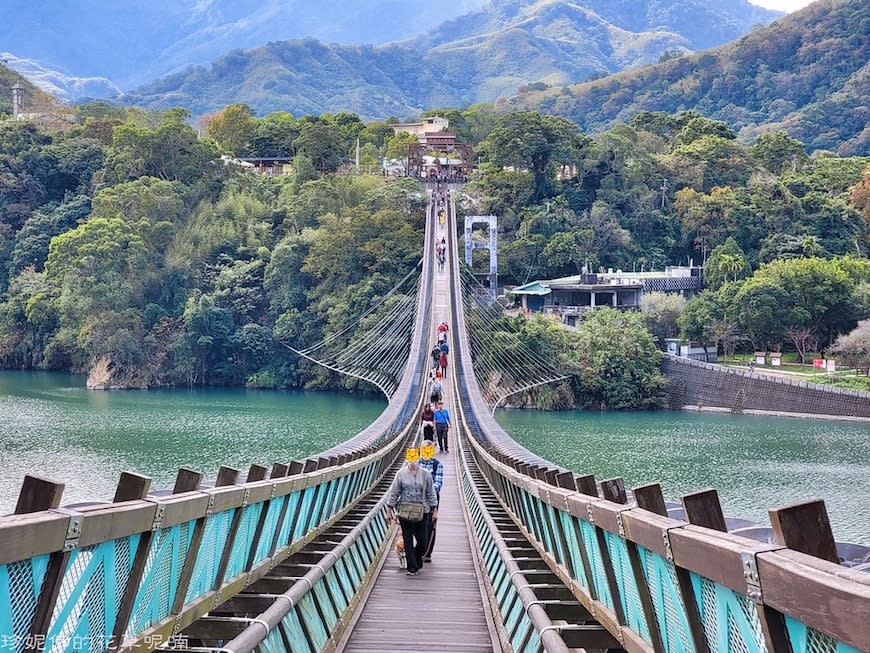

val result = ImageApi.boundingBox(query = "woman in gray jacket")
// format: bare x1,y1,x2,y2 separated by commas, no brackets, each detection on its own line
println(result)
385,447,438,576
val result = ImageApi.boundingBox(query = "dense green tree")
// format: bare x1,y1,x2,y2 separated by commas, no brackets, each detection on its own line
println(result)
106,108,220,184
45,217,149,325
571,309,666,409
207,103,257,155
751,131,808,174
641,291,686,347
484,111,586,200
293,122,345,174
10,195,92,275
251,111,299,157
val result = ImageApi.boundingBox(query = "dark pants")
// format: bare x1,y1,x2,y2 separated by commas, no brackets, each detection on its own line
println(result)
400,513,431,573
424,492,440,558
436,424,448,451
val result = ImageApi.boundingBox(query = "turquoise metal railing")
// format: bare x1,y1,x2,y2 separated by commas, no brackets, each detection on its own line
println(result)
0,445,402,653
447,197,869,653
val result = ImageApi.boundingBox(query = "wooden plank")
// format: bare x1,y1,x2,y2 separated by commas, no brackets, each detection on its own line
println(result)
632,483,667,517
270,463,289,478
113,472,151,503
668,525,749,591
25,551,70,653
216,466,240,487
681,488,727,532
768,499,838,563
173,468,202,494
575,473,598,497
757,550,870,652
15,476,64,514
247,464,269,482
340,450,496,652
76,502,156,547
0,512,73,564
600,477,627,505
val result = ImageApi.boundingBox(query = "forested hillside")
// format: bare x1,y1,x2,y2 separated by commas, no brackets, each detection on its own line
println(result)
0,105,426,391
510,0,870,155
2,96,869,403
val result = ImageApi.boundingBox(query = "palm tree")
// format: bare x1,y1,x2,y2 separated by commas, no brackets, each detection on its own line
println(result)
718,253,745,282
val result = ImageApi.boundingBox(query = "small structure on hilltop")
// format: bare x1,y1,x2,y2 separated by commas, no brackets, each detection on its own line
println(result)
390,116,472,181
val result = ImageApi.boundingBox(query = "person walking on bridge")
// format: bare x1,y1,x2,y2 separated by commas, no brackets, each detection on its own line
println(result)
419,440,443,562
386,447,438,576
433,401,451,453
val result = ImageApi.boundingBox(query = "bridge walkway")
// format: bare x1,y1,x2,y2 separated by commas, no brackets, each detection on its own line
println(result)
337,191,497,652
337,445,496,652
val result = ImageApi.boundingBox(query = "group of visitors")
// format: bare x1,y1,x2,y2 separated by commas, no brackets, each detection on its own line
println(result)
435,236,447,270
430,321,449,378
385,320,453,576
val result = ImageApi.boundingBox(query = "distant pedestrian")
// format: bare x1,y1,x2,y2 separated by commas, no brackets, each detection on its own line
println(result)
439,351,448,378
386,447,438,576
433,400,450,453
439,341,449,355
421,402,435,439
429,374,442,404
431,345,442,371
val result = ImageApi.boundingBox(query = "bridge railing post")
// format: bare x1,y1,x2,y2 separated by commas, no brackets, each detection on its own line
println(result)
18,476,67,653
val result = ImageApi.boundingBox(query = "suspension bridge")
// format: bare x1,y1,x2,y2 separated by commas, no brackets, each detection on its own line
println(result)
1,186,868,653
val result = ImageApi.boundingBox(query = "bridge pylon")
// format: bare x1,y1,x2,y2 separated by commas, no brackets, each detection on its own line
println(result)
464,214,498,304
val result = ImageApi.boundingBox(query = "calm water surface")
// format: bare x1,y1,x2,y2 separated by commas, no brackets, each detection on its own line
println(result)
0,371,386,512
496,410,870,545
3,372,868,545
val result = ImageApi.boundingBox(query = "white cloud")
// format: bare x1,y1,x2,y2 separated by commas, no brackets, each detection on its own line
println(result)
749,0,814,11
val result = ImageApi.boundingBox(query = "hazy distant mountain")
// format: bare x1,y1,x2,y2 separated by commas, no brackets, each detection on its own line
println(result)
509,0,870,154
118,0,781,119
0,0,489,95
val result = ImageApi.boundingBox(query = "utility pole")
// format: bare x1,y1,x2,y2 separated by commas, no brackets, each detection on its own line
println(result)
660,177,668,208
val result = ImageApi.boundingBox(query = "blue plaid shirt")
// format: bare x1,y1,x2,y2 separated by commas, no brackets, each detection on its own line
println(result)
420,458,443,495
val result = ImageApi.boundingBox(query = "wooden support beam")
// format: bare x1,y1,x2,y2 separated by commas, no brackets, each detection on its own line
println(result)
559,624,621,649
303,459,318,473
574,474,598,497
270,463,288,478
288,460,305,475
113,472,151,503
600,477,627,505
555,471,576,490
633,483,668,516
247,464,268,483
216,466,240,487
15,476,64,514
681,488,727,532
173,467,202,494
769,499,838,563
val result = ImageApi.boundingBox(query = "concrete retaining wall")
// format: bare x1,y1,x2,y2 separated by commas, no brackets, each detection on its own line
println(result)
662,354,870,420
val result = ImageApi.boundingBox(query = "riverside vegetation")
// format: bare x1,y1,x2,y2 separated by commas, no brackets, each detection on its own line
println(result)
1,95,869,407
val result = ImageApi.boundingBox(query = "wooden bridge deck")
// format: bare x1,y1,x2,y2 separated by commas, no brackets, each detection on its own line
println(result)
337,447,497,652
338,198,496,652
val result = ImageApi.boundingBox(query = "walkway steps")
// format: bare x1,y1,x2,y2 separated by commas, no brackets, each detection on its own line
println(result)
338,449,496,652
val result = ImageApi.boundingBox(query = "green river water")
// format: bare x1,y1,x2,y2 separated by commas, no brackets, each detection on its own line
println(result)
1,371,868,544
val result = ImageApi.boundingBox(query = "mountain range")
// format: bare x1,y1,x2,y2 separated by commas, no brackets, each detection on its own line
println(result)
509,0,870,154
3,0,780,117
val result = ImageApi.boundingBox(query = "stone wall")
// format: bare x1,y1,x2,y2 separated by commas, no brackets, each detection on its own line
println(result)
662,354,870,419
